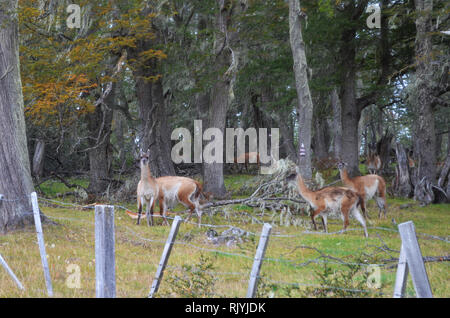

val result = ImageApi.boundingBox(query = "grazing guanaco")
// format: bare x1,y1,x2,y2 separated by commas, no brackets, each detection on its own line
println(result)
137,149,159,226
337,162,387,219
234,152,260,173
286,172,368,238
155,176,206,227
366,152,382,175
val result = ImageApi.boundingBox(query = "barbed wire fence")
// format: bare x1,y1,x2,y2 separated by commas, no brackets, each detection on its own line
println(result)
0,192,449,298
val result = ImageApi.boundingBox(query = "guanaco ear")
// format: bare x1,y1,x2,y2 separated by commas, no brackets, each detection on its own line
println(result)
146,149,150,156
139,149,144,157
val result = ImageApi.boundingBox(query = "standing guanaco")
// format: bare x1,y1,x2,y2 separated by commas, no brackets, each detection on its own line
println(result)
137,149,159,226
337,162,387,219
286,172,368,238
155,176,205,227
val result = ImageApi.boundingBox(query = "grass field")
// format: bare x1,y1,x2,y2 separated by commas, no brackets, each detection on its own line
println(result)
0,174,448,298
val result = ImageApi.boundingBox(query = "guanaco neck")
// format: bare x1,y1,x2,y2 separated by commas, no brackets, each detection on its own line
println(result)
339,168,353,186
140,162,154,183
296,174,314,200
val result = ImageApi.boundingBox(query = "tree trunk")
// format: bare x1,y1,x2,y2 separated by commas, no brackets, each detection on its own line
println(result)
394,143,413,198
339,26,361,177
437,153,450,196
330,88,342,160
130,49,175,177
151,79,175,177
312,111,330,162
377,132,393,173
288,0,313,179
32,139,46,180
0,0,35,232
86,85,114,195
278,118,297,161
113,110,126,173
413,0,436,183
202,0,234,198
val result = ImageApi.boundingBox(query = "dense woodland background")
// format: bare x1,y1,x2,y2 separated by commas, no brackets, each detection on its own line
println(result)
0,0,449,233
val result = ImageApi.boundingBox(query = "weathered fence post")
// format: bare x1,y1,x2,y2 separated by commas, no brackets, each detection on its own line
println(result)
246,223,272,298
393,245,408,298
0,253,25,291
393,221,433,298
31,192,53,297
148,216,182,298
95,205,116,298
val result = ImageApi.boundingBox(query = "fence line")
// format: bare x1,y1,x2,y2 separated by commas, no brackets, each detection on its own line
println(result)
1,192,449,298
21,196,450,273
33,208,450,272
31,195,450,243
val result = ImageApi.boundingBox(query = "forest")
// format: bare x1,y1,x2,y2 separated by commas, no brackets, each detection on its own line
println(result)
0,0,448,298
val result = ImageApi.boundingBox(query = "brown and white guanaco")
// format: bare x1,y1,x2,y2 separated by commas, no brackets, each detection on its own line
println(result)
155,176,206,227
137,150,207,226
286,172,368,238
337,162,387,220
137,149,159,226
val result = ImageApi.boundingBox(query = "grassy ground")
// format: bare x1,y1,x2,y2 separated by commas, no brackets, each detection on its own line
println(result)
0,174,448,298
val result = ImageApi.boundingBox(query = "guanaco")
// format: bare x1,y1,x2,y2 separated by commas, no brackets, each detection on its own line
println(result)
136,149,159,226
155,176,206,227
366,152,382,175
337,162,387,219
286,172,368,238
234,152,260,173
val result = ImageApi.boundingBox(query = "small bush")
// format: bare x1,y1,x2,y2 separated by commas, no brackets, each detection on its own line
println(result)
161,254,219,298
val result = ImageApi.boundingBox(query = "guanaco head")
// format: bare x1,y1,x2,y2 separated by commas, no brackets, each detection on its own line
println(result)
286,165,303,184
139,149,150,167
337,161,347,171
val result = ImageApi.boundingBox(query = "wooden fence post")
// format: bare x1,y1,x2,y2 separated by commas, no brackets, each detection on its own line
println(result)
393,245,408,298
95,205,116,298
0,253,25,291
246,223,272,298
148,216,182,298
31,192,53,297
395,221,433,298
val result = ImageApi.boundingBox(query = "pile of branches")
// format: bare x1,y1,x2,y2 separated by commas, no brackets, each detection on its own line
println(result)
202,159,313,227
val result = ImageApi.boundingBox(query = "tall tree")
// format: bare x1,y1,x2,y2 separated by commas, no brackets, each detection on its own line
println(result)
288,0,313,179
125,4,175,177
0,0,35,232
337,1,369,176
203,0,236,197
413,0,436,182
